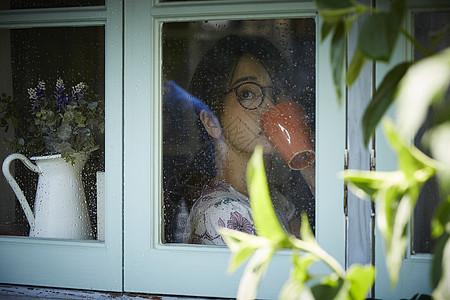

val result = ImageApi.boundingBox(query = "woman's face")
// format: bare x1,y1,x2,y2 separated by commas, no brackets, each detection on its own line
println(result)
220,53,277,155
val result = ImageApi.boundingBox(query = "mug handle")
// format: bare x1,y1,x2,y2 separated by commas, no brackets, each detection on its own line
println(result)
2,153,41,229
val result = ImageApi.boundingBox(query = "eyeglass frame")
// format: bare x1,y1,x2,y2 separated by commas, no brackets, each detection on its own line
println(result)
224,82,281,110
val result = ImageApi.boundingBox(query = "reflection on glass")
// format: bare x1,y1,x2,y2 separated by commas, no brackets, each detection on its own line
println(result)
0,0,104,10
0,26,105,240
412,11,450,254
162,19,316,244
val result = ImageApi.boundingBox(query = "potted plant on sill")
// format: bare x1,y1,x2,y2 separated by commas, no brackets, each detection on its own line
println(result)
0,78,104,239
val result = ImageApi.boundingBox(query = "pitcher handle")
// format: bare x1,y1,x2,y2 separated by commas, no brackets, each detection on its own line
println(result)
2,153,41,229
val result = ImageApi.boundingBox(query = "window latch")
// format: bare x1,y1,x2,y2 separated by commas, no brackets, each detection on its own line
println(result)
343,149,349,217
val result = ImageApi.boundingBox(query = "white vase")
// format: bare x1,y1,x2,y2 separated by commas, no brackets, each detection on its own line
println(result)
2,152,93,239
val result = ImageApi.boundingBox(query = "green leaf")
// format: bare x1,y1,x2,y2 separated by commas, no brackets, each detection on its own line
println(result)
291,253,317,283
346,47,367,86
220,227,270,273
396,47,450,138
373,120,437,287
300,213,316,244
432,232,450,300
430,23,450,53
344,120,438,288
430,100,450,128
384,193,415,287
425,122,450,196
431,196,450,239
357,0,404,61
316,0,361,23
63,110,74,122
236,247,275,300
321,22,335,42
74,113,87,127
383,119,437,182
88,101,98,110
311,276,346,300
346,264,376,300
362,62,411,146
341,169,400,199
377,183,404,237
330,20,346,104
57,122,73,141
247,145,288,244
279,253,318,300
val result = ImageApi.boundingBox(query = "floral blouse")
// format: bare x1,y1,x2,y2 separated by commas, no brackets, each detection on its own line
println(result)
185,178,297,245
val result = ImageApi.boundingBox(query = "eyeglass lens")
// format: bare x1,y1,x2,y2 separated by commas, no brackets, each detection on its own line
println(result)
235,83,264,110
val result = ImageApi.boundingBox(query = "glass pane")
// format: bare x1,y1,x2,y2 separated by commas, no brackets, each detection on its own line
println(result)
162,19,316,244
0,0,104,10
0,26,105,240
412,11,450,254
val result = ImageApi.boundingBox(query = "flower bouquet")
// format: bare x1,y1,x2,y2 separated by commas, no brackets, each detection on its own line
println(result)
0,78,104,163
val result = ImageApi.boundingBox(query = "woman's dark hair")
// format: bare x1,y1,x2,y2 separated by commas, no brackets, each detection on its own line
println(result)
189,34,294,120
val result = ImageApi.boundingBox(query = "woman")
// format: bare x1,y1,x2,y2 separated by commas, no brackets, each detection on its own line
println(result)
185,35,314,245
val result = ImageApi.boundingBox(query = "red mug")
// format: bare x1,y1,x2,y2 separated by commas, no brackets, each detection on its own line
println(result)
260,101,315,170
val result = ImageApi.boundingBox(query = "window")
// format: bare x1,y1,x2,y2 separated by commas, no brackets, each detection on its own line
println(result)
1,0,446,299
412,10,450,254
124,1,345,298
161,19,316,245
374,3,450,299
0,0,122,290
0,25,105,240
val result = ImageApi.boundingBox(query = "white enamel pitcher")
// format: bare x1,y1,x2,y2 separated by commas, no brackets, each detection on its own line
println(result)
2,152,93,239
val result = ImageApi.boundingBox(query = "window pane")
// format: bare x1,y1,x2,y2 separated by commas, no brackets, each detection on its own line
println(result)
162,19,316,244
412,11,450,254
0,26,105,240
0,0,104,10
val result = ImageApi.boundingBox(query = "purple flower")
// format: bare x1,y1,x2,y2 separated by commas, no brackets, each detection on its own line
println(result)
227,211,253,234
36,88,45,101
56,94,70,111
54,78,72,111
28,81,46,113
218,218,225,228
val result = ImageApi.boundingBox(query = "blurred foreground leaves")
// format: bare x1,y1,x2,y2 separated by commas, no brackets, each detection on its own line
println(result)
220,146,375,300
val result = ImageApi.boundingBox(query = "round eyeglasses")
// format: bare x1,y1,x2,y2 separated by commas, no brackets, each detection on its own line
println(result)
225,82,280,110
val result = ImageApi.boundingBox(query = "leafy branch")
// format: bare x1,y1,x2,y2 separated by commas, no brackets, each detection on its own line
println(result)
220,146,375,300
317,0,450,298
220,1,449,299
318,0,450,145
342,49,450,298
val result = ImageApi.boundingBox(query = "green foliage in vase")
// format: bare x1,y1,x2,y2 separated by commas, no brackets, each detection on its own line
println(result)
220,146,375,300
0,78,104,163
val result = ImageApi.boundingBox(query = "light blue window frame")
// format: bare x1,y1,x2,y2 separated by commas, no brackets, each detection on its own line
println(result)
0,1,123,291
0,0,445,297
123,0,345,298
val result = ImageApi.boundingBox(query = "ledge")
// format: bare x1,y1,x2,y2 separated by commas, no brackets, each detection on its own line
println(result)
0,284,222,299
